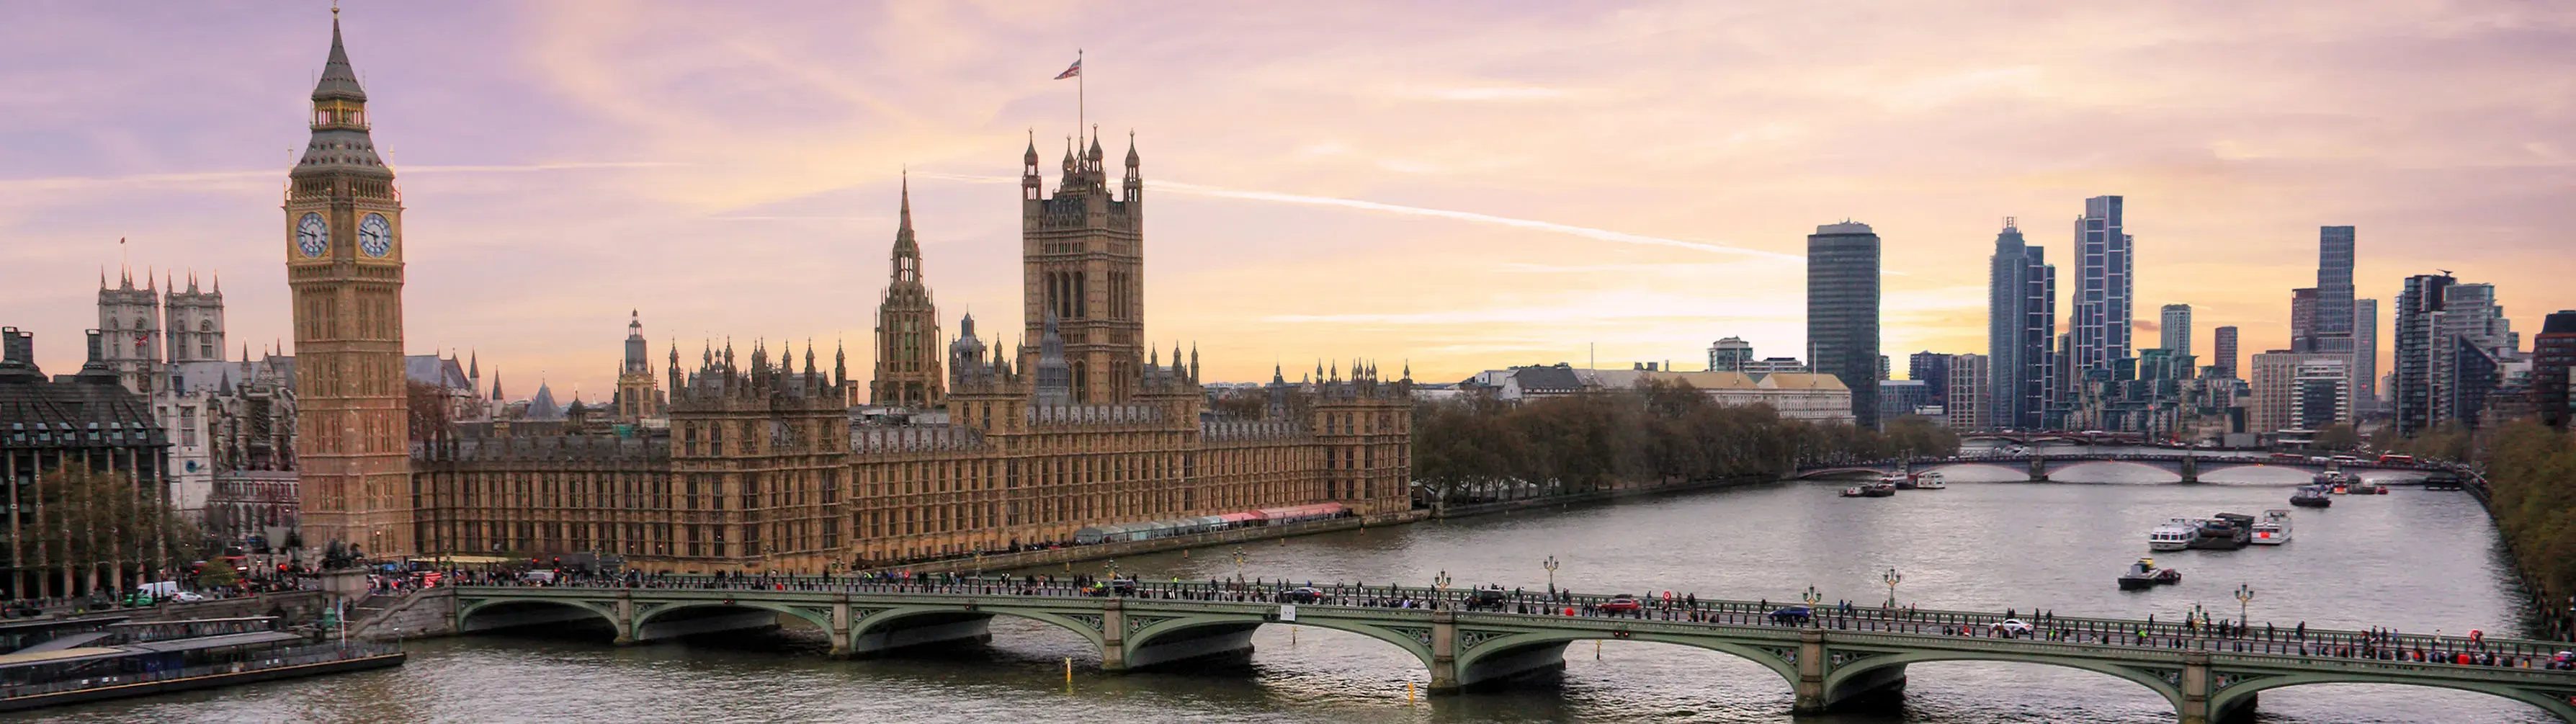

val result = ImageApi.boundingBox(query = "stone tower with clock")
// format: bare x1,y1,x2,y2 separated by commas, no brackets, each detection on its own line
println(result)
285,12,413,557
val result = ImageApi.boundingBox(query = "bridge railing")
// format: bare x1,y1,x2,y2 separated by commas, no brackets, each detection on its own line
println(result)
451,576,2575,671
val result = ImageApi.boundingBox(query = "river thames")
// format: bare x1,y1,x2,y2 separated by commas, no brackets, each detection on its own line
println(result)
20,462,2549,723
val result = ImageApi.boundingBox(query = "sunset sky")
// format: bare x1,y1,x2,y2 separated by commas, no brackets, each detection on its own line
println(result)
4,2,2572,399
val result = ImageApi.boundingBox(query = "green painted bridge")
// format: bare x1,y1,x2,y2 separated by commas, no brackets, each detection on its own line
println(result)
449,581,2576,723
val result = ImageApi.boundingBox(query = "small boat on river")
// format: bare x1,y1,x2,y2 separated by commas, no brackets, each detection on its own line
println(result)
2191,514,2251,550
1913,473,1947,489
2148,519,2201,551
2250,509,2291,545
2119,558,2183,590
1841,486,1866,498
1861,483,1897,497
2291,486,2334,508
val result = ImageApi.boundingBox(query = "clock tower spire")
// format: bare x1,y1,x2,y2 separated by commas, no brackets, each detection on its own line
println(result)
285,9,413,557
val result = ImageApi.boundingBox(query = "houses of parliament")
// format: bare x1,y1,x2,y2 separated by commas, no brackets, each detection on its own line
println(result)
290,16,1413,571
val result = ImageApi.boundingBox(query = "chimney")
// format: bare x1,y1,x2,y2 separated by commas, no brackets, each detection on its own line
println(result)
77,329,120,383
1,327,29,367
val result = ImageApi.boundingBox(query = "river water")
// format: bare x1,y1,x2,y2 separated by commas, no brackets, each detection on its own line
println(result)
24,460,2553,723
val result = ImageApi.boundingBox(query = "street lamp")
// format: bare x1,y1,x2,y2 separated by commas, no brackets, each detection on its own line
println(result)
2235,584,2255,627
1231,547,1248,584
1434,570,1452,595
1802,586,1822,627
1882,568,1903,609
1543,556,1560,594
1104,558,1120,596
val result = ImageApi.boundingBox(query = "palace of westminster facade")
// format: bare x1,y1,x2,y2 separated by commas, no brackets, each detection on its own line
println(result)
282,17,1412,570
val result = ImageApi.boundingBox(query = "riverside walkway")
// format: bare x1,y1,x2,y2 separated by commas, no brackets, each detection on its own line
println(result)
449,576,2576,723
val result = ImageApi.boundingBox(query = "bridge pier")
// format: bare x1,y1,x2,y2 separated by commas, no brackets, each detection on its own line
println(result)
2179,455,2199,484
1100,599,1127,672
2176,653,2258,724
613,594,635,645
829,602,853,657
1428,609,1459,694
2029,456,2049,482
1793,629,1826,712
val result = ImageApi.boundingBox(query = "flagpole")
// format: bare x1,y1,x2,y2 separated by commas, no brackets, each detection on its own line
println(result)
1077,49,1085,147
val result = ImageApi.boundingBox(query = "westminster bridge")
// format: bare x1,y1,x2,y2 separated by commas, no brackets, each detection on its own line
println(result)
443,578,2576,723
1793,452,2452,484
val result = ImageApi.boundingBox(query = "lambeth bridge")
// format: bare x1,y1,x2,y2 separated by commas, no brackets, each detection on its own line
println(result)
1794,453,2451,484
447,579,2576,723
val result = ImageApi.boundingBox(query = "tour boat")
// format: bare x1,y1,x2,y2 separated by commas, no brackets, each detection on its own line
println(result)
2147,520,2201,551
1913,473,1947,489
1840,486,1866,498
1885,474,1917,490
2291,486,2333,508
1861,483,1897,497
2119,557,2183,590
2250,509,2291,545
2191,514,2251,550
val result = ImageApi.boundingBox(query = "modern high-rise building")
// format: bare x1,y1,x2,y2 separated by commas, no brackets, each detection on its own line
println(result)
2250,351,2346,434
2353,298,2379,414
2536,310,2576,430
285,15,413,555
2291,358,2354,431
2213,326,2240,380
1945,353,1991,432
1908,351,1950,408
2431,282,2515,428
2160,304,2192,357
1707,337,1753,372
2313,226,2357,344
1807,222,1881,428
2070,196,2133,380
1985,219,2055,431
2392,274,2454,437
2289,287,2319,352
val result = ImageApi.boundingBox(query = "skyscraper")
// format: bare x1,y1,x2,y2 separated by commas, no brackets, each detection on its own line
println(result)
285,14,413,555
1808,221,1881,428
2392,274,2453,436
2353,298,2379,414
2160,304,2192,355
2312,226,2357,352
2430,282,2514,428
1986,219,2055,431
2071,196,2133,380
2213,326,2240,380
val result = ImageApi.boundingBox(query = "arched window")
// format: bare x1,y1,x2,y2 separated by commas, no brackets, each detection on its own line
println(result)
200,321,213,332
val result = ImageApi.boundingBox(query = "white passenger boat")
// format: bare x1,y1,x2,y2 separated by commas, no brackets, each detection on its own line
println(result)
2250,509,2291,545
2148,519,2201,551
1913,472,1946,489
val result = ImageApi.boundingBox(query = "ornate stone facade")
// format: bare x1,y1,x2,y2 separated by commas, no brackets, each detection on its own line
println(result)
285,14,412,556
870,176,944,409
401,135,1410,573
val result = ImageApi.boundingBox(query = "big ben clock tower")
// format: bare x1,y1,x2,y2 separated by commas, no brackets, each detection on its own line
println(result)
286,10,413,557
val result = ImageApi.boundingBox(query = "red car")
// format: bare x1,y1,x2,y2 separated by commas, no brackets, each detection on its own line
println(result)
1598,595,1643,613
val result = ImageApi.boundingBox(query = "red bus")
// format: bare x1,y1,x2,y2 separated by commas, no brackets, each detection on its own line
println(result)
2376,454,2415,465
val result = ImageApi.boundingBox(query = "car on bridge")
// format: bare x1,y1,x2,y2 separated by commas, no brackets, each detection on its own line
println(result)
1598,595,1644,613
1466,586,1510,611
1083,579,1139,597
1275,586,1327,604
1990,619,2034,637
1768,605,1812,625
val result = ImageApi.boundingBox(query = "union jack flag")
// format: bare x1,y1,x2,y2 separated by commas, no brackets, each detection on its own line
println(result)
1054,58,1081,79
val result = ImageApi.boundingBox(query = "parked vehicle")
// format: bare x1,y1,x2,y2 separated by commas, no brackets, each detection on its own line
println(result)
1991,619,2034,637
1274,586,1325,604
1768,606,1813,625
1598,595,1644,613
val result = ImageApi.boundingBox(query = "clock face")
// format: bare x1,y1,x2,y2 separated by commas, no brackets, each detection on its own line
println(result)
359,213,393,258
295,213,328,258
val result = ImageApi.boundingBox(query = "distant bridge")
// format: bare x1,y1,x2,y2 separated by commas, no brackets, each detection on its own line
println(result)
1959,431,2151,446
447,579,2576,723
1793,454,2451,484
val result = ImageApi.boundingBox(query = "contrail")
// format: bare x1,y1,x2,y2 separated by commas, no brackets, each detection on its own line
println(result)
912,172,1796,260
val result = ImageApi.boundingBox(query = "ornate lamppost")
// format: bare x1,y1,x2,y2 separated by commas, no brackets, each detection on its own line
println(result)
1802,586,1823,627
1883,568,1903,609
1231,547,1248,584
1543,555,1560,594
2235,584,2255,629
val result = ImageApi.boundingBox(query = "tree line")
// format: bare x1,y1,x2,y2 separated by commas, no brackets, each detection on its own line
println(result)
2479,421,2576,612
23,462,207,599
1410,379,1958,504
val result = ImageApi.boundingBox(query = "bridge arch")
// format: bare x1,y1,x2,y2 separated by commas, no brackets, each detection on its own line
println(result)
1822,650,2186,713
2206,671,2576,723
851,604,1108,651
2043,459,2183,481
1123,612,1435,671
455,596,621,634
1792,467,1897,481
633,599,833,633
1453,630,1799,691
1912,462,2025,476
